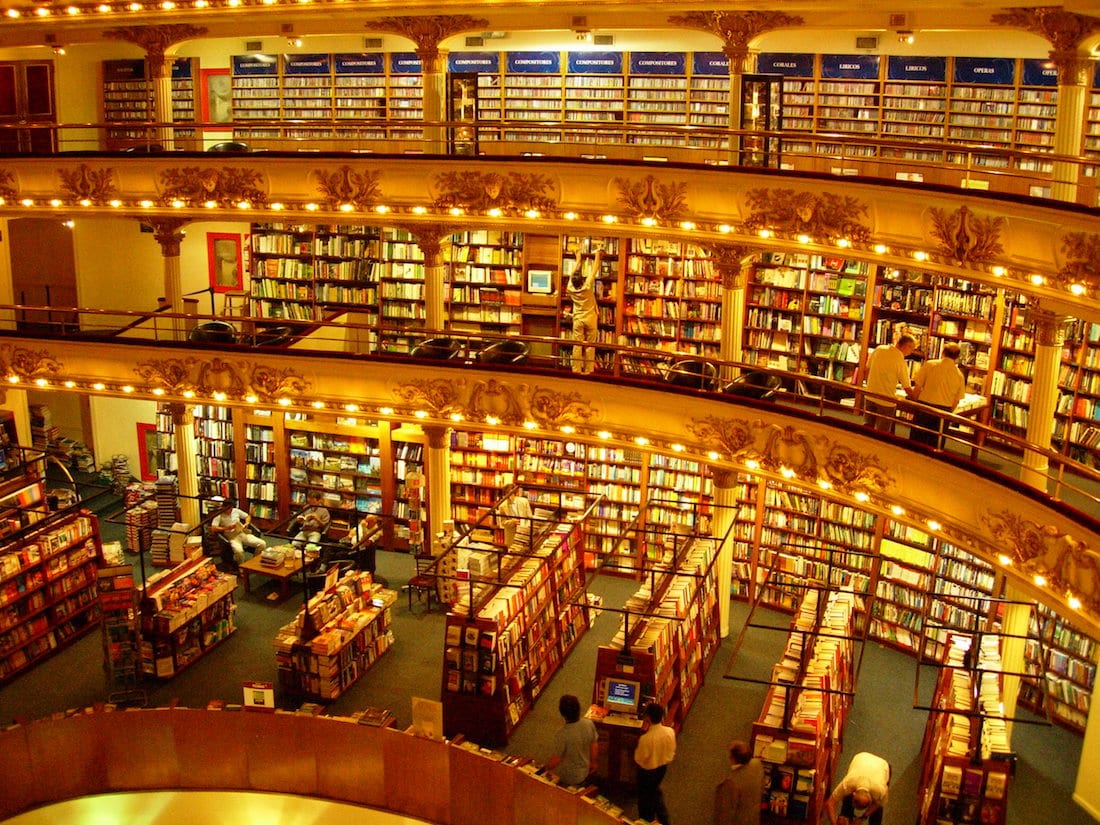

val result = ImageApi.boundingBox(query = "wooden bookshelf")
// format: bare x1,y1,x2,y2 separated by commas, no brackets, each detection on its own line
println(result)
273,572,396,700
193,404,237,500
1018,604,1097,734
333,54,388,140
98,564,144,703
139,554,236,679
1054,320,1100,469
447,230,525,336
0,499,104,683
561,234,622,372
102,58,200,148
388,53,424,139
442,514,589,746
231,54,282,140
243,413,279,523
449,430,516,528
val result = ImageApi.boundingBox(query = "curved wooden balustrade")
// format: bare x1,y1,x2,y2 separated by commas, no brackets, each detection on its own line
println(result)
0,707,620,824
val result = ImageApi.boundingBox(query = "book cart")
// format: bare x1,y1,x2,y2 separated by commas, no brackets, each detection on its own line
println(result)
747,588,860,823
273,570,397,701
441,498,594,747
589,533,720,788
916,632,1014,825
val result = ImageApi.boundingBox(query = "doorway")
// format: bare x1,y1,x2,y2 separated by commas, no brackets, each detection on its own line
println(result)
0,61,57,153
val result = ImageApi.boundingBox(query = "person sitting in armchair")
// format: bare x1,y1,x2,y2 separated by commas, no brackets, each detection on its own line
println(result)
292,490,331,550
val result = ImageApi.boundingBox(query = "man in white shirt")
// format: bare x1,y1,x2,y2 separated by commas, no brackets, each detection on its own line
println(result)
863,334,917,433
634,702,677,824
910,342,967,447
210,497,266,568
825,751,891,825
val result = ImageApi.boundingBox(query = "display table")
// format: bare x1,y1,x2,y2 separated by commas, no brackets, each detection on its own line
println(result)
586,707,644,792
239,547,311,600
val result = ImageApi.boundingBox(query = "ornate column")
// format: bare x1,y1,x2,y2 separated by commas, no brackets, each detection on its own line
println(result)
1021,308,1067,491
144,219,188,341
103,24,207,151
166,402,200,527
668,11,803,161
366,15,488,153
709,466,739,638
702,242,752,383
405,224,452,333
422,424,452,550
998,584,1031,742
991,8,1100,204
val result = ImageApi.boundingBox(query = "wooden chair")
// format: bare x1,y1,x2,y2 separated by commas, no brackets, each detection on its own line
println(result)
405,552,437,612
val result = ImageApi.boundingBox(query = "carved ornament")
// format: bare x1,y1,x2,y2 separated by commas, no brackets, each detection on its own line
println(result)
393,378,596,428
433,170,557,214
0,169,17,202
613,174,688,222
314,166,382,211
0,345,63,380
158,166,267,208
57,164,116,204
1057,231,1100,293
687,414,893,494
133,356,311,401
983,509,1100,616
365,15,489,66
667,11,803,64
134,357,196,393
991,7,1100,53
928,205,1005,266
743,188,870,243
142,218,188,255
394,223,449,260
698,242,755,289
103,24,208,68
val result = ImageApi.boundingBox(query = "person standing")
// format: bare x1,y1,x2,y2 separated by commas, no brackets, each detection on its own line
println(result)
824,751,891,825
545,694,599,787
292,490,331,549
566,250,600,375
634,702,677,824
909,342,966,447
209,497,265,569
863,334,917,432
713,740,764,825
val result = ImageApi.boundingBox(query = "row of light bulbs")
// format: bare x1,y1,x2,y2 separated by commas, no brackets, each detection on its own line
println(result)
2,194,1084,299
12,368,1087,612
5,0,332,19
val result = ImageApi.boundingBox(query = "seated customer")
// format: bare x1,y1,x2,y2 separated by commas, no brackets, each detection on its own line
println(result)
210,497,266,569
292,491,331,549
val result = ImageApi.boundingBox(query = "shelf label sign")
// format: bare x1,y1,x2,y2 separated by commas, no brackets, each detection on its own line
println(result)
391,52,423,74
334,53,385,75
243,680,275,712
629,52,686,76
449,52,500,73
953,57,1015,85
171,58,192,80
104,58,147,81
232,55,279,76
886,55,946,82
693,52,730,75
284,54,332,75
820,54,880,79
507,51,561,74
756,53,813,77
1021,58,1059,87
567,51,622,74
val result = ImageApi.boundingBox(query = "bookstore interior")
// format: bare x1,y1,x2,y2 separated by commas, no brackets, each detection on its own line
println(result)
1,2,1100,824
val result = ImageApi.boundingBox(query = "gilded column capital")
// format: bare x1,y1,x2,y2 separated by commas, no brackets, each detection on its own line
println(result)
422,424,451,449
699,241,755,289
1030,308,1068,348
710,467,739,490
667,11,802,73
103,24,208,69
143,218,188,256
398,223,451,261
366,16,489,72
1048,49,1095,87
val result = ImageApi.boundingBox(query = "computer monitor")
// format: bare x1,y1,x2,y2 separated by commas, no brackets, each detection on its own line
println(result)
603,677,642,716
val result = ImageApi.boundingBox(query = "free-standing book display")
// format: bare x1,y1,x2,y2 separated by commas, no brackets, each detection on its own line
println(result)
98,564,145,705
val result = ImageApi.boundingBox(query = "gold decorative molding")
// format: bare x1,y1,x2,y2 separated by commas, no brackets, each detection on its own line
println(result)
1057,231,1100,293
1030,307,1068,348
613,174,688,222
313,166,382,211
158,166,267,208
698,242,755,289
393,379,596,428
102,24,208,69
57,164,116,204
0,169,18,202
365,15,489,68
432,170,557,214
991,7,1100,53
667,11,803,66
142,218,187,255
744,188,870,242
928,205,1005,266
687,414,894,494
0,344,62,380
134,356,311,400
983,509,1100,615
396,223,450,260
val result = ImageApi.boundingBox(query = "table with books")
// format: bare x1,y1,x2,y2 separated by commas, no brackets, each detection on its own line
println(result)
239,544,316,600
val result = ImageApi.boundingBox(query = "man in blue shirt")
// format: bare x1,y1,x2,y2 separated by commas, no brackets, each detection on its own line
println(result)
546,694,598,787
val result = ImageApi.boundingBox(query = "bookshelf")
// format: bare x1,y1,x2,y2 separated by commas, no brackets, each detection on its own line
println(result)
1018,604,1097,734
1054,320,1100,468
442,513,589,746
869,267,934,353
916,634,1012,825
139,554,236,679
281,53,334,136
98,564,144,703
584,444,643,572
502,52,563,142
231,54,282,140
0,499,104,684
153,405,178,478
333,53,388,140
449,430,516,528
243,413,279,522
1084,65,1100,160
814,55,882,141
273,571,396,700
250,223,319,322
193,404,237,501
379,227,427,352
565,58,626,143
387,53,424,139
751,588,859,823
446,230,525,336
103,59,202,148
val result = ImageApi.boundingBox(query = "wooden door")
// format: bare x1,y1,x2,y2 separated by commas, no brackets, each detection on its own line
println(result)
0,61,57,153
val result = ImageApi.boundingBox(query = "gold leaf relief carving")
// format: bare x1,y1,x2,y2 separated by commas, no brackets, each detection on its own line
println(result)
687,415,762,460
1058,232,1100,293
744,188,870,242
194,358,248,398
365,15,489,65
667,11,803,62
134,358,198,393
698,242,755,289
393,378,466,416
468,379,525,426
314,166,382,210
0,169,16,202
929,205,1005,266
527,387,596,428
392,379,597,427
57,165,116,204
433,170,557,214
614,175,688,222
249,364,311,400
0,345,63,380
103,24,209,65
158,166,267,207
819,442,892,494
991,8,1100,53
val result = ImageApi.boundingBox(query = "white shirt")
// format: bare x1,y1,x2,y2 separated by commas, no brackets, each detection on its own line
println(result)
634,722,676,770
865,344,912,404
915,357,966,409
830,751,890,808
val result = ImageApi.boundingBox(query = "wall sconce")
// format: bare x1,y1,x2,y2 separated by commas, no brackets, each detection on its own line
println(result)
287,37,303,48
897,30,915,44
